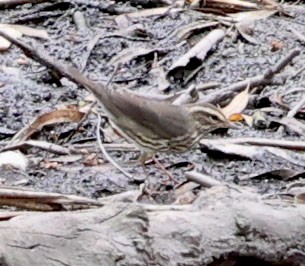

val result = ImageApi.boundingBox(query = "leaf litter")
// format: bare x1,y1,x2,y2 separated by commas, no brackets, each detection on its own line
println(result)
1,1,305,205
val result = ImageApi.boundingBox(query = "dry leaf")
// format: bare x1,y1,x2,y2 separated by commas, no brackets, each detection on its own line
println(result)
11,109,85,143
236,23,259,45
228,113,244,122
241,114,253,127
175,21,219,40
229,10,277,23
0,26,22,51
221,85,250,118
190,0,259,9
167,29,225,78
0,24,49,39
0,151,28,171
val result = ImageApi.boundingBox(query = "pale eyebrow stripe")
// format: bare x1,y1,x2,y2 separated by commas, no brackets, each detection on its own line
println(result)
187,106,221,117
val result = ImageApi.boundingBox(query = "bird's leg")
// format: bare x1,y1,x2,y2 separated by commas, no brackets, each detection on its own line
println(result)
121,150,152,166
152,156,179,185
136,151,179,185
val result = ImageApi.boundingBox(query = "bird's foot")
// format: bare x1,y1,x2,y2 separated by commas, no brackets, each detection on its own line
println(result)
152,156,179,185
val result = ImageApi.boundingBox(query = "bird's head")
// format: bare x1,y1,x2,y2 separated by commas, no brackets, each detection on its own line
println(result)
187,103,235,133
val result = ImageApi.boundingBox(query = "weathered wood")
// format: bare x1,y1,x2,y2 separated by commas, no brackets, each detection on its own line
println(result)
0,186,304,265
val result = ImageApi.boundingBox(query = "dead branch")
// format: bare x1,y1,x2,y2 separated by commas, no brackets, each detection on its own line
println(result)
202,49,300,104
0,186,304,265
200,137,305,151
0,186,103,211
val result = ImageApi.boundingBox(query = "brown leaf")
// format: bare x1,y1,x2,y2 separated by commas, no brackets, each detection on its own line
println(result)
11,109,85,143
221,85,250,118
43,160,59,170
84,154,99,166
228,113,244,122
0,26,21,51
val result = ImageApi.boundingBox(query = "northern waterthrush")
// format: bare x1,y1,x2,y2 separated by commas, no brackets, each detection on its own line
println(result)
0,31,233,158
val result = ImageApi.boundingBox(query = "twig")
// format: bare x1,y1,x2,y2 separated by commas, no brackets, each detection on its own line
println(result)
64,100,97,144
80,33,102,72
277,93,305,133
73,10,90,35
172,84,198,105
196,81,220,91
185,171,222,187
291,65,305,79
106,63,121,87
287,95,305,117
73,143,138,152
0,0,47,6
288,26,305,43
200,137,305,151
1,140,84,155
202,49,300,104
0,186,103,211
264,49,300,79
96,115,132,179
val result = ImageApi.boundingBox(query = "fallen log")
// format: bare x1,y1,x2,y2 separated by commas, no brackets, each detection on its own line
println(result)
0,185,304,265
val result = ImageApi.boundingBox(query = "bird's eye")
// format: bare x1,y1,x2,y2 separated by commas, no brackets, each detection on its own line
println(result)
210,115,218,121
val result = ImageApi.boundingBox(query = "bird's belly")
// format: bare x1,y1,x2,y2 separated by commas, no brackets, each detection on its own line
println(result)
120,125,200,153
169,131,201,153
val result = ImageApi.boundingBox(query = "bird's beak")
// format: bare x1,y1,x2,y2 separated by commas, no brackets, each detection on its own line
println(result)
226,121,239,129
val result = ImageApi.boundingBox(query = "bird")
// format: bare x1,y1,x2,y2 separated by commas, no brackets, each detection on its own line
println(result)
57,67,233,161
0,30,233,161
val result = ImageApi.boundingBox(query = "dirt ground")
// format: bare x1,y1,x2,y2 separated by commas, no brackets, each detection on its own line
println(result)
1,1,305,202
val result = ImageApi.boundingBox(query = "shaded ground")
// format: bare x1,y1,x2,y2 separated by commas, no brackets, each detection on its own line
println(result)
1,1,305,201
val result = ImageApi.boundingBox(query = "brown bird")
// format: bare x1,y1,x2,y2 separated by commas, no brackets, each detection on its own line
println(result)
0,31,233,160
59,67,232,161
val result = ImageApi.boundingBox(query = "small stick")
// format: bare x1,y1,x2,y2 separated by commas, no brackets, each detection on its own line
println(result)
185,171,222,187
1,140,83,155
96,115,132,179
105,63,121,88
172,84,198,105
73,11,90,35
200,137,305,151
202,49,300,105
277,93,305,133
286,95,305,118
0,186,103,211
153,157,179,184
288,26,305,44
196,81,220,91
64,100,97,144
80,33,102,72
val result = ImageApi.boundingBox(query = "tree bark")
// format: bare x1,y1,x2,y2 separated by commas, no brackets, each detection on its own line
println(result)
0,186,304,266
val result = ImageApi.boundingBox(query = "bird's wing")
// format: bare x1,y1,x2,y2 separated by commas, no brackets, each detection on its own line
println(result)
99,90,193,139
